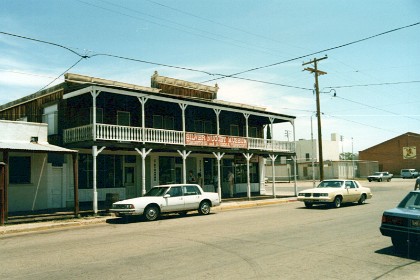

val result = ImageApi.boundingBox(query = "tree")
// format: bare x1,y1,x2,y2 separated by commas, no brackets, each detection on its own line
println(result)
340,152,358,160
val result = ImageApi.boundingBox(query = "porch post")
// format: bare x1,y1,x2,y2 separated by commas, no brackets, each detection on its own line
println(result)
3,151,8,222
212,152,225,201
138,97,148,144
269,117,275,151
179,103,188,146
135,148,152,195
0,161,5,225
92,146,106,214
177,150,191,184
213,109,221,135
269,154,278,198
72,153,79,217
243,153,253,200
244,113,250,138
91,90,100,141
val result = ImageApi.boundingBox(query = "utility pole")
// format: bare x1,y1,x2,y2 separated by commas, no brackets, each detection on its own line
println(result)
303,55,327,181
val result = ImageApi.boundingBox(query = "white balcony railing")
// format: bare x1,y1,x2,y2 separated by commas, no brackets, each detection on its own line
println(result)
63,124,294,153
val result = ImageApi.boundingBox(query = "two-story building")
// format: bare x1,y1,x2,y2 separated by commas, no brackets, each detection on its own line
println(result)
0,72,296,213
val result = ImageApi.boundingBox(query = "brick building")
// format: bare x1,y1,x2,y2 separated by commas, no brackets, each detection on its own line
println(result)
359,132,420,176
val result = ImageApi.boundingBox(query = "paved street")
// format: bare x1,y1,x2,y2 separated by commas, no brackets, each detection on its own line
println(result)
1,178,419,279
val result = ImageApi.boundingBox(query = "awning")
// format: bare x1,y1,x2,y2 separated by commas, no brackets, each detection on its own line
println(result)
0,141,77,153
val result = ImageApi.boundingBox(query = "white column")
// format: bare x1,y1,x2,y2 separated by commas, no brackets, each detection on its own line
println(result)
179,103,188,146
135,148,152,195
92,145,106,214
177,150,191,184
213,109,221,135
212,152,225,201
138,97,148,144
292,120,298,196
242,153,253,200
244,113,250,138
269,154,278,198
91,90,101,141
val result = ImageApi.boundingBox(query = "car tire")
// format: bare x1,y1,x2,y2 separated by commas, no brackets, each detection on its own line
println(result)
358,194,366,205
198,201,211,215
392,237,407,252
144,205,160,221
304,202,313,208
368,179,372,182
333,196,342,208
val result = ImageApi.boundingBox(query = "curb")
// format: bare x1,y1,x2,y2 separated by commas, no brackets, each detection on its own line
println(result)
1,198,298,235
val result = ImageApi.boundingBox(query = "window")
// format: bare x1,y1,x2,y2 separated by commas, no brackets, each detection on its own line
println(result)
230,125,239,136
183,185,201,195
117,111,130,126
248,127,258,138
78,154,123,189
167,186,182,197
90,107,103,123
195,120,212,134
42,104,58,135
305,153,310,161
153,115,174,130
9,157,31,184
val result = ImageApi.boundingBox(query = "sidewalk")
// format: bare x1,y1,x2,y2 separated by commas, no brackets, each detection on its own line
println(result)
0,195,298,235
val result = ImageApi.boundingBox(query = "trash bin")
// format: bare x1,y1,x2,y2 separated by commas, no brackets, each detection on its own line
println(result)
105,193,119,211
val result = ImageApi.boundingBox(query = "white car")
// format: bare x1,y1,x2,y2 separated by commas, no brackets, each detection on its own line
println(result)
297,179,373,208
110,184,221,221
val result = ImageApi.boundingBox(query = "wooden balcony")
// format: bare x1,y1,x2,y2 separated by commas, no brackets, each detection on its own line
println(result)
63,124,294,153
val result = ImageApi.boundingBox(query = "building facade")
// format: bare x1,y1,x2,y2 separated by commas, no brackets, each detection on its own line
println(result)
0,120,77,220
0,72,296,213
359,132,420,176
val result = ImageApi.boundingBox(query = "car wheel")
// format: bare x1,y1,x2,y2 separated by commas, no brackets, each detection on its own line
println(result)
144,205,160,221
333,196,342,208
392,237,407,252
198,201,211,215
304,202,313,208
368,179,371,182
358,194,366,205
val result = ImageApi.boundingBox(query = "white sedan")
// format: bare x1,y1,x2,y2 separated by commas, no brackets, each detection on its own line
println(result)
297,179,373,208
110,184,221,221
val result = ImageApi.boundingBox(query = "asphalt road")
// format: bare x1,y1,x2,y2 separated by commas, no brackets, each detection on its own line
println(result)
1,178,419,280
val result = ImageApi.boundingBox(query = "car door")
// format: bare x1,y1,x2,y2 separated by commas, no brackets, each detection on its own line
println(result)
161,186,185,212
182,185,201,210
344,180,360,202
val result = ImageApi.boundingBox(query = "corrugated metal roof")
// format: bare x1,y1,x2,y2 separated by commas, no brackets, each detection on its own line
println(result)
0,141,77,153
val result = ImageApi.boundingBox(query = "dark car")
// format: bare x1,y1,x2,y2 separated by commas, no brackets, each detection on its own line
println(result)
380,191,420,251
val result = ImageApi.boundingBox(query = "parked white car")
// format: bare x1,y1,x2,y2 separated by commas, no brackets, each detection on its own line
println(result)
110,184,221,221
297,179,373,208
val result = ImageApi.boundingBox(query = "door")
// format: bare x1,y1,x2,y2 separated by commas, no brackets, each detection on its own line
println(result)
49,167,63,208
161,186,185,212
182,185,201,210
124,166,136,198
344,180,359,202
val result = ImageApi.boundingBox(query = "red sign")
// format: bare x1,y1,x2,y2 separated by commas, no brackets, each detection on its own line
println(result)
185,133,248,149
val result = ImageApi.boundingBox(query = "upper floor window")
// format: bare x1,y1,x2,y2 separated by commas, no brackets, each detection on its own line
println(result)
194,120,212,134
248,127,258,138
90,107,103,123
42,104,58,135
153,115,174,130
305,153,310,161
117,111,130,126
230,124,239,136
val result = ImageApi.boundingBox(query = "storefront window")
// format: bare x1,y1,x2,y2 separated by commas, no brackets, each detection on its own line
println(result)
159,156,182,184
78,154,123,189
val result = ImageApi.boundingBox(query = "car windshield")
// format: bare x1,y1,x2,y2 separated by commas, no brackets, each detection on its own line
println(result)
144,187,169,197
397,192,420,209
317,180,343,188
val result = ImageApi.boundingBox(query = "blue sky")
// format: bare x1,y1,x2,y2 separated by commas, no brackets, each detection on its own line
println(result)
1,0,419,154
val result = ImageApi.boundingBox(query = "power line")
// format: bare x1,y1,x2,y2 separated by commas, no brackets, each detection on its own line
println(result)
325,80,420,89
201,21,420,83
